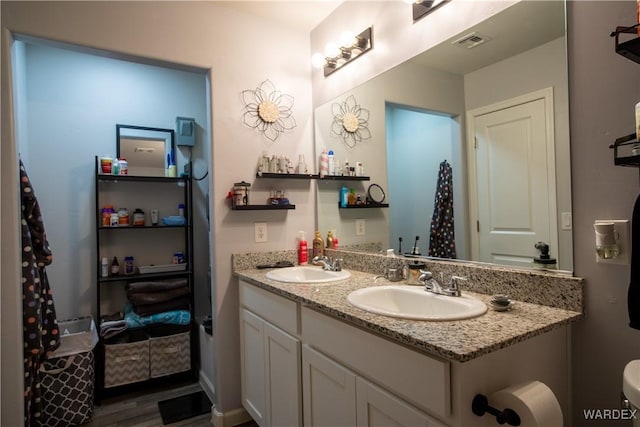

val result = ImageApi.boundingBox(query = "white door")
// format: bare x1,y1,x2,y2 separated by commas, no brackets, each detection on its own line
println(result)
302,345,357,426
264,322,301,427
468,88,558,267
355,377,445,427
240,309,266,425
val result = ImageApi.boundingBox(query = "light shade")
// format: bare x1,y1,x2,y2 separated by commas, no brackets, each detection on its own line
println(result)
413,0,449,22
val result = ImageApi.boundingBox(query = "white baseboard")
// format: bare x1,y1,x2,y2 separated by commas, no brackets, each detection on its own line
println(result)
211,406,252,427
199,369,216,405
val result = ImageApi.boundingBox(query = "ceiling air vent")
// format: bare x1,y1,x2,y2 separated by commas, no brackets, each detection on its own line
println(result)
452,32,491,49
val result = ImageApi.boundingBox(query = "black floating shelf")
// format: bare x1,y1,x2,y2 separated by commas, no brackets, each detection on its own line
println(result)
338,202,389,209
612,24,640,64
255,172,371,181
318,175,371,181
256,172,318,179
232,204,295,210
610,133,640,167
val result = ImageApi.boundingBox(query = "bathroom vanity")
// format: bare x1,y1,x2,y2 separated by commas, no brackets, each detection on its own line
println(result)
236,261,582,427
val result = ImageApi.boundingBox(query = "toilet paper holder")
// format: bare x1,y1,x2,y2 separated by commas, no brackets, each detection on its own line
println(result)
472,394,521,426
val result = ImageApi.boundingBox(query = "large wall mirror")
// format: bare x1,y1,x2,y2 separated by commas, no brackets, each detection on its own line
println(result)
315,1,573,273
116,124,174,177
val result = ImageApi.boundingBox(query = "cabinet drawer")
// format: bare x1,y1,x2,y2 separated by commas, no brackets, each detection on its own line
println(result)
301,306,450,419
240,280,298,336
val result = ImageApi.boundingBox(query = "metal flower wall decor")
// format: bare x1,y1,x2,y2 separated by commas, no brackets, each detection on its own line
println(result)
241,79,296,143
331,95,371,149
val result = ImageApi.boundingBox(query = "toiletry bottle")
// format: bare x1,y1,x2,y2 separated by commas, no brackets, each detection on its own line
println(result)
124,256,135,275
312,231,325,257
298,231,308,265
319,149,329,178
326,230,334,249
340,186,348,208
178,203,185,217
110,256,120,276
327,150,335,175
348,188,356,205
332,232,339,249
101,257,109,278
112,158,119,175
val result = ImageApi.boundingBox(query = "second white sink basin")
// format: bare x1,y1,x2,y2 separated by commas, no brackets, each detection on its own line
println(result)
347,285,487,321
266,266,351,284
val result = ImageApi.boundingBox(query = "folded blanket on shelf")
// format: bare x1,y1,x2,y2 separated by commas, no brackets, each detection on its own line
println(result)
124,303,191,328
133,295,190,317
127,278,188,293
127,286,190,305
100,319,128,339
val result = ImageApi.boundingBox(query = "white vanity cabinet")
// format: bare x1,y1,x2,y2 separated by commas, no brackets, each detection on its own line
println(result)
301,306,447,427
239,281,302,427
239,279,570,427
302,344,444,427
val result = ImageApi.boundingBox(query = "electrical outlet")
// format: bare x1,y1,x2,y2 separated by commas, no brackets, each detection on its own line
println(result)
356,219,365,236
254,222,267,243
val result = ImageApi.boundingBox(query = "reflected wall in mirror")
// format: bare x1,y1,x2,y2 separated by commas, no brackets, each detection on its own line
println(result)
116,124,174,177
315,1,573,272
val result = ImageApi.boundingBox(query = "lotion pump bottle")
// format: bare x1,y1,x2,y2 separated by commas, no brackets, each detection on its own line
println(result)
326,230,334,249
298,231,308,265
312,230,324,258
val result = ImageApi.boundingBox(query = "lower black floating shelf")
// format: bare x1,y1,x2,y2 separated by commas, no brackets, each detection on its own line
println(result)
338,203,389,209
232,204,295,210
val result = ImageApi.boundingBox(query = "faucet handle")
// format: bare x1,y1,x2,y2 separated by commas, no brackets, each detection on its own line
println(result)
332,258,343,271
448,276,467,291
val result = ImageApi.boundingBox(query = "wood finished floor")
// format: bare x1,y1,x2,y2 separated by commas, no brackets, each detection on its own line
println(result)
82,382,258,427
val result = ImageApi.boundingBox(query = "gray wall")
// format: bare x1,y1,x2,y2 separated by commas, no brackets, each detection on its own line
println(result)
569,1,640,425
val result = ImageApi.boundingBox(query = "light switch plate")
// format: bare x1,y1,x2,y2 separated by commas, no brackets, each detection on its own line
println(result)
356,219,365,236
595,219,629,265
254,222,267,243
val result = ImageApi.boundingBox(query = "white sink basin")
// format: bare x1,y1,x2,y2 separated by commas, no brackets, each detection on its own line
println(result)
347,285,487,321
265,266,351,284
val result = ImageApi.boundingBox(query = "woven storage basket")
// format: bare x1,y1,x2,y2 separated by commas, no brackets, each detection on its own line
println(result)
104,338,150,388
149,331,190,378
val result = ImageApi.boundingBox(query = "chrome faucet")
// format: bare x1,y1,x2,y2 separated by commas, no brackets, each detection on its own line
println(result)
418,271,465,297
312,256,343,271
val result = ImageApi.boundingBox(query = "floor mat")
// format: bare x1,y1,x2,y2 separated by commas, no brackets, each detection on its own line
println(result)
158,390,212,425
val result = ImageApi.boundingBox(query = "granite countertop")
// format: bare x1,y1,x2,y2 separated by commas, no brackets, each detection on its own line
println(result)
236,267,583,363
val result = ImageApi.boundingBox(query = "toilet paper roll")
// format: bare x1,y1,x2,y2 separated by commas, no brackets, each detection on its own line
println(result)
489,380,563,427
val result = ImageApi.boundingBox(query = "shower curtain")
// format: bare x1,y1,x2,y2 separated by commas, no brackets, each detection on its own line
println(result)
20,159,60,426
428,160,456,259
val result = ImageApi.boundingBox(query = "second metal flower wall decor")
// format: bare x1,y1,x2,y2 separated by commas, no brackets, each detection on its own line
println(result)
241,79,296,143
331,95,371,149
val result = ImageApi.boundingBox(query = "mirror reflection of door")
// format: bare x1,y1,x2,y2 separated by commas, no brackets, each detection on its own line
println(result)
468,88,558,267
119,136,166,176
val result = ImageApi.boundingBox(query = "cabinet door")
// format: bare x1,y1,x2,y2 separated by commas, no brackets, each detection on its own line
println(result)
264,322,301,427
302,345,357,427
356,377,446,427
240,309,265,425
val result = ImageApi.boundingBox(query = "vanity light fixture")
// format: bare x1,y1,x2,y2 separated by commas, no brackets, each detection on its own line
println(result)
413,0,449,22
311,27,373,77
